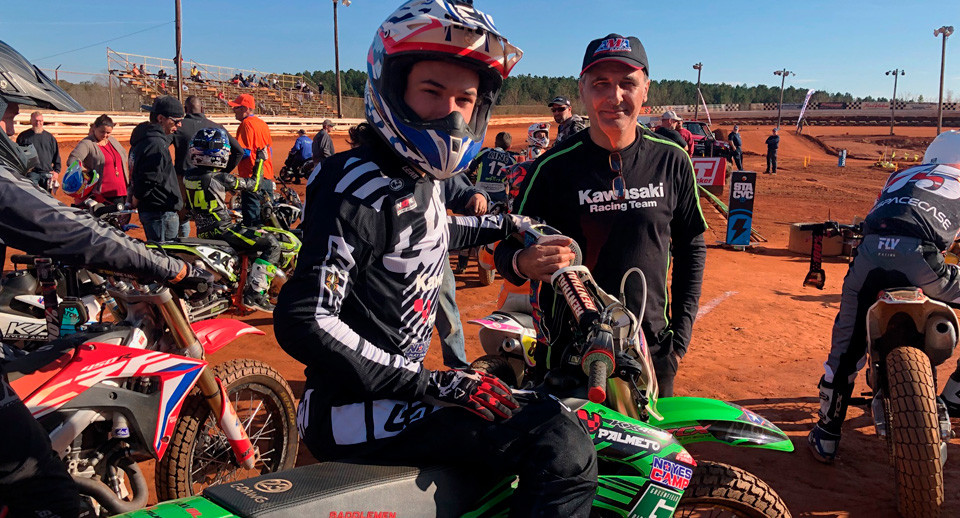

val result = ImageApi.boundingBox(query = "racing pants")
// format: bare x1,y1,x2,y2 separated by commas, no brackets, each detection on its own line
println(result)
818,234,960,433
1,375,80,518
297,388,598,518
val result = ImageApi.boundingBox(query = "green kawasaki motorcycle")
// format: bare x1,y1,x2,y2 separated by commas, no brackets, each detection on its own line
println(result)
116,232,794,518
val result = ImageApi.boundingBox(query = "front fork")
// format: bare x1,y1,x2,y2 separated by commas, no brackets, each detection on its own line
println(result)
158,292,259,469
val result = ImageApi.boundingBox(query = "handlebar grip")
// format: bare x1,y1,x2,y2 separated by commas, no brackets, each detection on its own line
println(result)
586,356,610,403
10,254,38,265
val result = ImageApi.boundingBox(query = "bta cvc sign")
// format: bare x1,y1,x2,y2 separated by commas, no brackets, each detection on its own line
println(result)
726,172,756,246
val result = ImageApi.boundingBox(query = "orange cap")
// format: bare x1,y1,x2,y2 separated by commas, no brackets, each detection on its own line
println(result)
228,93,255,110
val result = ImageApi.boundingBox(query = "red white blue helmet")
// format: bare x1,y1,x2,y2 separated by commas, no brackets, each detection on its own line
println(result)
527,122,550,148
365,0,523,180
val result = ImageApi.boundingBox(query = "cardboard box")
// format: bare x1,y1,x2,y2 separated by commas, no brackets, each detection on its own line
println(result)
788,222,845,257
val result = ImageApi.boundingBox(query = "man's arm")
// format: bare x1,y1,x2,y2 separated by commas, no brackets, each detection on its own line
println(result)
51,135,62,173
0,167,184,281
443,174,486,214
274,199,430,401
669,234,706,358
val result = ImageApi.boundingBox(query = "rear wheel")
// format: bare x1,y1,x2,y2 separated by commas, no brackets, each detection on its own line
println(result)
886,346,943,517
156,358,299,500
673,461,791,518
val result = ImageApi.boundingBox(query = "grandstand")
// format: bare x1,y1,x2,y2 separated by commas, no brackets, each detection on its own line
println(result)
106,48,337,118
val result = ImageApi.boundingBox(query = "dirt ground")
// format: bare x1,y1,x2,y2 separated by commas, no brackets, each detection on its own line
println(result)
8,120,960,517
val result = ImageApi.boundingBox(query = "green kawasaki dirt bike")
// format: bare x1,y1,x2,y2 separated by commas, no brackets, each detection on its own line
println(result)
116,228,794,518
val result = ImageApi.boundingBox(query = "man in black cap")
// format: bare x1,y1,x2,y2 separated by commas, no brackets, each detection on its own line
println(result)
496,33,707,397
130,95,185,241
548,95,587,146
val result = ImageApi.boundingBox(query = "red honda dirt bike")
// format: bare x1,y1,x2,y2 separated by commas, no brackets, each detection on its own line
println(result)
802,222,956,517
4,256,298,516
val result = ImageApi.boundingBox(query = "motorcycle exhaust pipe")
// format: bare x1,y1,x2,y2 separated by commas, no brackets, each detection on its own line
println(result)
72,452,148,514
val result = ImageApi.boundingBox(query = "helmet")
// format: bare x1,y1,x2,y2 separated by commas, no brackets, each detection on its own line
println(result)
527,122,550,149
62,160,99,199
364,0,523,180
924,130,960,167
189,127,231,170
0,40,83,175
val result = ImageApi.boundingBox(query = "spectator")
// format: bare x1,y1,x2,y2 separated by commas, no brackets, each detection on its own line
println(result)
311,119,335,166
138,64,145,76
156,69,168,80
229,93,274,226
65,114,129,206
246,74,256,87
172,95,244,236
654,110,687,149
316,80,324,96
130,96,184,241
271,76,280,90
16,111,61,195
294,78,304,91
729,124,743,170
231,73,242,86
189,64,204,83
764,127,780,174
130,64,142,77
284,129,313,183
547,95,587,146
346,124,361,149
676,116,694,155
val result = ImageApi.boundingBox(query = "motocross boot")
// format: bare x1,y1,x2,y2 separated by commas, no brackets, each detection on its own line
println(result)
939,373,960,418
243,258,276,313
807,376,853,463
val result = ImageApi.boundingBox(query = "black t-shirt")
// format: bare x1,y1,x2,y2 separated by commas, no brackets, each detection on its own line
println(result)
16,129,60,173
654,126,687,149
765,135,780,150
511,127,707,346
863,163,960,250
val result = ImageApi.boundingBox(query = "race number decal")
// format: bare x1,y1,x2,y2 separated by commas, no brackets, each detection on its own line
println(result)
726,172,757,246
628,484,682,518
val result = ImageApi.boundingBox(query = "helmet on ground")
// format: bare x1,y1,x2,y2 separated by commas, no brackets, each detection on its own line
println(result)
189,127,231,170
924,130,960,167
62,160,99,199
527,122,550,149
364,0,523,180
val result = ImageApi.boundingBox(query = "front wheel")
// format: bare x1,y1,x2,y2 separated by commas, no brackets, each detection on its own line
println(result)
886,346,943,517
674,461,791,518
156,358,299,500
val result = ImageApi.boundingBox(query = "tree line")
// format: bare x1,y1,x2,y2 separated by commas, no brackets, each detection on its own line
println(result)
296,69,902,105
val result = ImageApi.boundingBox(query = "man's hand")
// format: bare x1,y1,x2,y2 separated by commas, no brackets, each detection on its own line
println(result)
426,369,519,421
464,193,487,216
168,263,215,293
515,237,576,283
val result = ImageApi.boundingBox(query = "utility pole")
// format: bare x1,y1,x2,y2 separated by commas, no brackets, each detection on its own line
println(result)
886,68,905,136
175,0,183,102
332,0,351,118
934,26,954,135
773,68,794,129
692,62,703,121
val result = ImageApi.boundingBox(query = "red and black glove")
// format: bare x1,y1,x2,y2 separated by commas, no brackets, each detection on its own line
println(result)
426,369,519,421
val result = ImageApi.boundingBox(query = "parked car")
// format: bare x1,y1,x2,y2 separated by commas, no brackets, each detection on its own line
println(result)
683,121,734,160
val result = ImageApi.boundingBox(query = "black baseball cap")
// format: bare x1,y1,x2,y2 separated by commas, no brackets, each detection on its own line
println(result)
580,34,648,77
141,95,184,118
547,96,571,108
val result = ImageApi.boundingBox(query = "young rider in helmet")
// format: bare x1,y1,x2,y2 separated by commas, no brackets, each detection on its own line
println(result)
808,130,960,463
274,2,597,515
526,121,551,161
183,127,282,312
0,40,209,518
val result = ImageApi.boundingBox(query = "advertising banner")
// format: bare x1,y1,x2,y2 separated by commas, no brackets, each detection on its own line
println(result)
816,101,845,109
726,171,757,246
797,89,815,127
861,102,889,109
693,157,726,187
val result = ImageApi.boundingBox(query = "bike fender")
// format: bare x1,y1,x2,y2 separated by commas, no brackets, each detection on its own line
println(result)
648,397,794,452
192,319,265,355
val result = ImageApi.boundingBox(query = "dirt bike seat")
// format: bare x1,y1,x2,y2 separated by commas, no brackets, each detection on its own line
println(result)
174,237,232,249
202,460,507,518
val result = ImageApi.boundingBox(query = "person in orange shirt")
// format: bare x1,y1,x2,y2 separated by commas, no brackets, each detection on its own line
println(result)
228,93,274,226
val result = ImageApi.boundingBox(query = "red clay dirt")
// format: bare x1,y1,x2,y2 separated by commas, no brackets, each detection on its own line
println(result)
6,121,960,517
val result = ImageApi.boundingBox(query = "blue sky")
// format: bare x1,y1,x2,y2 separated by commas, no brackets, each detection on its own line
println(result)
2,0,957,101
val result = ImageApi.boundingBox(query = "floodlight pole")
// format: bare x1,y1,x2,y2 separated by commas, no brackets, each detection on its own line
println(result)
692,62,703,121
935,26,954,135
333,0,347,118
175,0,183,102
773,68,793,129
886,69,904,136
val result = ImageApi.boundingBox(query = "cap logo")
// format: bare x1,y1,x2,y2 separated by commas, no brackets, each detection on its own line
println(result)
594,38,631,55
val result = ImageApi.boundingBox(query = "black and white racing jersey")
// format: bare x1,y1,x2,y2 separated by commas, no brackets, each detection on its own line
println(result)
274,143,520,409
863,163,960,250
